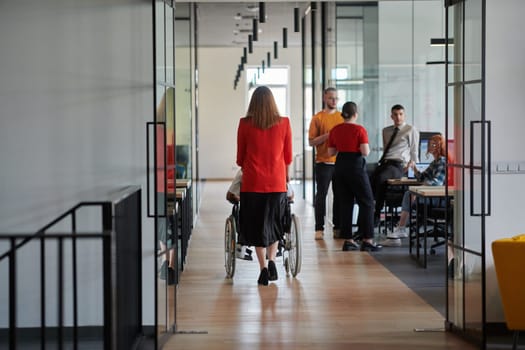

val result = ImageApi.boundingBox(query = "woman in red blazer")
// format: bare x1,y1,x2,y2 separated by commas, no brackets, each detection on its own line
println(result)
237,86,293,285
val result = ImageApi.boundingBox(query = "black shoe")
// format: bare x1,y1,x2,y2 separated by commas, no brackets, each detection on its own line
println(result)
258,268,269,285
361,241,382,252
342,240,359,251
268,260,278,281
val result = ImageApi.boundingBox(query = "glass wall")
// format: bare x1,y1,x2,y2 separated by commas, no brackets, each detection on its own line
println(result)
153,0,176,347
446,0,486,347
329,1,446,162
175,4,193,182
334,3,380,161
303,7,313,203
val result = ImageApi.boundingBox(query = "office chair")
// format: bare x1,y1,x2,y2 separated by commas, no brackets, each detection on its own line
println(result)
381,186,404,234
428,201,453,255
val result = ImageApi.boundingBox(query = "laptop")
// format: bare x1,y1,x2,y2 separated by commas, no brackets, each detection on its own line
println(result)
408,163,429,179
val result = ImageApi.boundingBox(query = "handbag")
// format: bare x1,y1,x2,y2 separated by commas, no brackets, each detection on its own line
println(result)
370,126,399,184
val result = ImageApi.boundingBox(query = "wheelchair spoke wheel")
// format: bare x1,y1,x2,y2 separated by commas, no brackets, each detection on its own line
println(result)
224,216,236,278
287,213,302,277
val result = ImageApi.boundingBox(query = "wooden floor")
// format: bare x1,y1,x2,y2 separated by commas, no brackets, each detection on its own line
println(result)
163,181,477,350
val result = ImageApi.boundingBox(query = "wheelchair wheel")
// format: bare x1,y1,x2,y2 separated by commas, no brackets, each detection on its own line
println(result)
224,215,236,278
285,213,302,277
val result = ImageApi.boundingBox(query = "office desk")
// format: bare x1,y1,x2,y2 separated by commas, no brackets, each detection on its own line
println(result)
175,188,190,270
166,186,191,272
176,179,193,229
387,178,424,186
408,186,454,268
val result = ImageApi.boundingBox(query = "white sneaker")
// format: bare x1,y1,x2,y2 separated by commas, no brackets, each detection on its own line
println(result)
379,237,402,247
391,226,408,238
315,230,324,240
235,245,253,260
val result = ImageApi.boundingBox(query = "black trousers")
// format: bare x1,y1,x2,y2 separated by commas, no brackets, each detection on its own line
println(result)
372,161,403,216
335,153,375,240
314,163,339,231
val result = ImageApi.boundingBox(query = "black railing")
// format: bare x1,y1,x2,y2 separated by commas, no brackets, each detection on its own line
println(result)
0,186,142,350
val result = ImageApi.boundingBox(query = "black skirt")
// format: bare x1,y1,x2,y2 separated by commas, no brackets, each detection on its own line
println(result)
239,192,287,247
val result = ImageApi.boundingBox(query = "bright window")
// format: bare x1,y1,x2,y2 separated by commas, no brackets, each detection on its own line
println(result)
246,67,289,116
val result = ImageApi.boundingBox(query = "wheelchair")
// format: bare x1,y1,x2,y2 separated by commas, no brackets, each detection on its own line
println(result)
224,198,302,279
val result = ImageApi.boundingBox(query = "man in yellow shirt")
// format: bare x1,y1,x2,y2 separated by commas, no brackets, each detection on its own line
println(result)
308,87,344,240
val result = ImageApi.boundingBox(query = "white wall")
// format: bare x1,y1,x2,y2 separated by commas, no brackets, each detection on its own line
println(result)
198,46,304,179
485,0,525,322
0,0,155,326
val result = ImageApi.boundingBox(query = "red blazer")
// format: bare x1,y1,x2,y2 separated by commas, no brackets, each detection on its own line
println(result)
237,117,292,193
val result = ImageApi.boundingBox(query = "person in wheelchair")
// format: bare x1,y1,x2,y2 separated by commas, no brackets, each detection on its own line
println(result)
226,169,253,261
227,169,295,261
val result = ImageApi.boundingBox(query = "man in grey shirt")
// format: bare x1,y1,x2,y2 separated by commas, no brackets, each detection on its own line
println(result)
372,104,419,226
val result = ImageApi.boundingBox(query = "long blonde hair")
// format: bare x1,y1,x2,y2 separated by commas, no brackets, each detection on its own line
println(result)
245,86,281,129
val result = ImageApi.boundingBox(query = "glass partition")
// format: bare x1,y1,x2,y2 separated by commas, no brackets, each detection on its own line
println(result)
303,9,313,203
334,3,379,161
446,0,486,346
333,1,445,160
175,4,192,182
154,1,176,347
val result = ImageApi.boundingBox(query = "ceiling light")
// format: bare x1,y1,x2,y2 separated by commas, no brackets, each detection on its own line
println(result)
426,61,453,65
253,18,258,41
294,8,300,32
259,2,265,23
235,28,257,34
430,38,454,46
246,4,258,12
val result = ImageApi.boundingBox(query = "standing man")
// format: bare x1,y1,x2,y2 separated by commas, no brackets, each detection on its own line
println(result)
308,87,344,240
372,104,419,227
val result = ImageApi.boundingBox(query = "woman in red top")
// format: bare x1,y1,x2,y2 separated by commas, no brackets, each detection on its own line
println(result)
237,86,293,285
328,102,382,252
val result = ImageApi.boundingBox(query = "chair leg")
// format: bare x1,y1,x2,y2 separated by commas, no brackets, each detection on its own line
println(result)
513,330,519,350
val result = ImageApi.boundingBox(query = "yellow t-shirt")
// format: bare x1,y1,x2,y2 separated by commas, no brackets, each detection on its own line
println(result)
308,110,343,163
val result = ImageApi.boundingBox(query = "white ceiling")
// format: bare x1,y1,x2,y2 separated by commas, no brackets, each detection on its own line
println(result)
195,2,308,48
186,0,439,48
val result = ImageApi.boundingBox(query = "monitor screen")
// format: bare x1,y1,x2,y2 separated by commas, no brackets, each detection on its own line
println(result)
408,163,429,178
419,139,434,163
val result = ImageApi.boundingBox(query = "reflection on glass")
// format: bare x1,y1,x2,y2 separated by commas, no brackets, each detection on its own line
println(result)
156,1,166,82
335,3,381,162
175,13,192,180
303,12,313,203
464,252,483,337
448,3,463,85
448,246,464,328
464,0,482,82
155,1,177,344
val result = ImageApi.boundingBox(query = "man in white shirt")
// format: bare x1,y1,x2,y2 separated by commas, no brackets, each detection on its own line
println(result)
372,104,419,230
